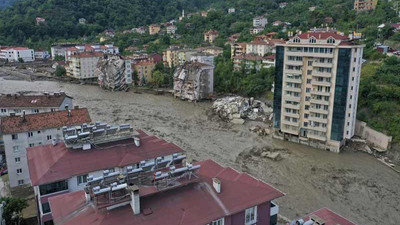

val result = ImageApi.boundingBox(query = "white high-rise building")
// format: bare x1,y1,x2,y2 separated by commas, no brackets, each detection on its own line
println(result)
273,31,364,152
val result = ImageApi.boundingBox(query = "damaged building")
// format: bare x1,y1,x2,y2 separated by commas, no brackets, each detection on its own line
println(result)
173,62,214,101
96,55,133,91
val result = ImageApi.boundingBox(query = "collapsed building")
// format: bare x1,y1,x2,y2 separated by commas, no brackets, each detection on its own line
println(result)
96,55,133,91
173,62,214,101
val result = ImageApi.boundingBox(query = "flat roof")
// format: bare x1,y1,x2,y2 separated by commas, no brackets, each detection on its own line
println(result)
49,159,285,225
27,130,184,186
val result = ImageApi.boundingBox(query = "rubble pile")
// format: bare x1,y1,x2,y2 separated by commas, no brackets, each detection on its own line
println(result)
249,125,272,136
96,56,130,91
212,96,272,124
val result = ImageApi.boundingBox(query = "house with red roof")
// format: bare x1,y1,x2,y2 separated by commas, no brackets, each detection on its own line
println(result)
204,30,219,43
47,158,284,225
289,208,358,225
246,39,286,56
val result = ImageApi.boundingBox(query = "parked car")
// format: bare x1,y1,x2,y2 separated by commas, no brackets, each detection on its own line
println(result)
0,167,7,176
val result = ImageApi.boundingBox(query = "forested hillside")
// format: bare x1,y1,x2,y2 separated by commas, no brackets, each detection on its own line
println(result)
0,0,19,9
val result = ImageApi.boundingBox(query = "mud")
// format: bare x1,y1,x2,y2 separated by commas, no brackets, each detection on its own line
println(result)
0,78,399,224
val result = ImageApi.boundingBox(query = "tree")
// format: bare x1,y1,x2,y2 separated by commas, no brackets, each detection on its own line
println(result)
132,70,139,85
55,66,66,77
54,55,65,61
17,57,24,63
0,197,28,225
151,70,165,87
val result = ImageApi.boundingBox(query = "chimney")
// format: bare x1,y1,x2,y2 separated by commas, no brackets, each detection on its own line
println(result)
52,138,57,146
68,110,71,117
134,137,140,147
74,105,79,109
22,110,26,122
213,178,221,193
65,103,69,110
129,185,140,215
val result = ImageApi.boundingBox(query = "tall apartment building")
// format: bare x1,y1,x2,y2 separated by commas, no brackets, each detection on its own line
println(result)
273,31,364,152
354,0,378,12
253,16,268,28
66,52,104,79
246,39,285,56
0,47,35,62
65,44,119,61
134,61,156,85
0,108,91,187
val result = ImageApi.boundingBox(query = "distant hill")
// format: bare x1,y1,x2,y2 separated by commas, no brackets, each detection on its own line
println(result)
0,0,20,9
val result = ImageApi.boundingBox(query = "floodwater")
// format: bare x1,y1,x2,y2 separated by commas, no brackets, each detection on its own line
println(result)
0,78,399,224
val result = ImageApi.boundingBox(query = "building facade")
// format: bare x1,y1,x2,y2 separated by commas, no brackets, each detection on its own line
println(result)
1,108,91,187
273,31,364,152
134,61,156,85
246,39,285,56
204,30,219,43
253,16,268,28
65,44,119,61
0,47,35,62
34,50,50,60
149,24,161,35
166,25,177,35
354,0,378,12
66,52,104,79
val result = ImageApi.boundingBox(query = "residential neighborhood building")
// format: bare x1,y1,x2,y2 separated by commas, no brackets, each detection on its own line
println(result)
190,52,215,66
273,31,364,152
163,45,182,67
204,30,219,43
166,24,177,35
246,39,285,56
291,208,357,225
134,61,156,85
1,108,91,187
354,0,378,12
231,42,247,58
66,52,104,79
233,54,275,71
50,43,77,60
177,49,198,65
250,26,265,35
228,7,236,13
149,24,161,35
253,16,268,28
65,44,119,61
104,29,115,38
78,18,87,24
46,158,283,225
27,126,187,225
227,33,241,44
0,92,73,117
34,50,50,60
132,26,147,34
174,62,214,101
279,2,288,8
0,47,35,62
201,10,208,17
36,17,46,25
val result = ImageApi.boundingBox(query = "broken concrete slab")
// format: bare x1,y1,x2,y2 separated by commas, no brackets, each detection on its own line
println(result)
231,118,245,125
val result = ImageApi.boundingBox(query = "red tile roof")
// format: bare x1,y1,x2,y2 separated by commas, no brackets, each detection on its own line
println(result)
297,32,348,40
49,159,285,225
0,93,70,108
27,130,184,186
1,108,91,134
70,52,104,58
302,208,358,225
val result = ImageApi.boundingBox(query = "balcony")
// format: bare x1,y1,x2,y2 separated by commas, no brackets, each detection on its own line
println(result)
282,111,300,119
286,60,303,66
308,125,327,133
309,116,328,124
282,119,299,127
286,76,302,83
283,103,300,110
309,107,328,114
284,95,301,102
308,133,327,141
285,68,303,74
311,80,331,87
310,98,330,105
284,86,302,93
310,90,330,97
312,71,332,78
313,62,333,68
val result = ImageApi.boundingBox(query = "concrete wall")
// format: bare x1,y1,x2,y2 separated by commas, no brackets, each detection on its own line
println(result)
355,120,392,150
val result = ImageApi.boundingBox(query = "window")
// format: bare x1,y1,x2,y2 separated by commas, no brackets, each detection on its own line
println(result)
307,79,312,84
0,109,6,113
47,135,52,140
12,134,18,140
18,180,24,185
15,157,20,163
211,218,224,225
293,37,300,43
309,37,316,43
29,143,35,147
42,202,51,214
327,37,335,44
245,206,257,224
33,109,39,113
17,168,22,174
307,70,312,75
39,180,68,195
37,131,41,134
13,146,20,153
28,132,34,137
77,174,88,185
304,122,308,127
308,61,313,66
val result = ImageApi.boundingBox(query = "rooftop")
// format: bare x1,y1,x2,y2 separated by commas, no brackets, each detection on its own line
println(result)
27,130,184,186
49,159,285,225
298,208,358,225
297,32,348,40
0,92,71,108
70,52,104,58
1,108,91,134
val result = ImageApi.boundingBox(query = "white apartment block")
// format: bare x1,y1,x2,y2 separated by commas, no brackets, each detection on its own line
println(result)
253,16,268,28
273,31,364,152
0,108,91,187
0,47,35,62
34,50,50,60
166,25,177,35
66,52,104,79
246,39,285,56
65,44,119,61
0,92,73,117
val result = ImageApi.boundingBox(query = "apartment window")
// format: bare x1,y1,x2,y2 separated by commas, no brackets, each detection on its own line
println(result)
327,38,335,44
0,109,6,113
304,122,308,127
305,105,310,110
37,131,41,134
353,67,355,72
306,88,311,93
42,202,51,214
15,157,21,163
323,105,329,110
307,79,312,84
12,134,18,140
323,115,328,119
245,206,257,224
39,180,68,195
293,37,300,43
29,143,35,148
47,135,52,140
28,132,34,137
307,70,312,75
349,104,351,109
304,113,309,118
305,96,311,101
309,37,316,43
354,58,357,62
14,109,21,113
13,146,20,153
308,61,313,66
211,218,225,225
77,174,88,185
33,109,39,113
17,169,22,174
18,180,24,185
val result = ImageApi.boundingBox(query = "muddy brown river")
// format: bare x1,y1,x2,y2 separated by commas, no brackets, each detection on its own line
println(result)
1,78,399,224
